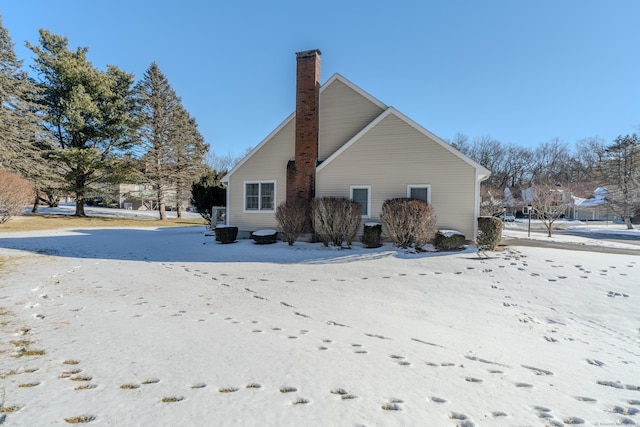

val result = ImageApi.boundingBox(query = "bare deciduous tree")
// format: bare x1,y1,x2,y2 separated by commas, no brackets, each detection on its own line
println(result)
0,170,35,223
530,185,572,237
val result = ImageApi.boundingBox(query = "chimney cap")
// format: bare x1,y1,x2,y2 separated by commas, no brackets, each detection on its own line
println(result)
296,49,322,58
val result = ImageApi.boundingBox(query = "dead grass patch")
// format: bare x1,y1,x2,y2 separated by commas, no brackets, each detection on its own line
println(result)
63,360,80,365
14,349,46,357
141,378,160,385
0,404,22,413
69,375,92,382
1,214,205,233
218,387,239,393
74,384,97,390
18,381,40,388
64,415,95,423
119,383,140,389
161,396,183,403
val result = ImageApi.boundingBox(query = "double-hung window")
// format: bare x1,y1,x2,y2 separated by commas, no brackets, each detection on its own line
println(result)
350,185,371,217
407,185,431,203
244,181,275,211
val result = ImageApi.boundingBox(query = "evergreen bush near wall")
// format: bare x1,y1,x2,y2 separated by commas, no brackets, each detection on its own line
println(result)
434,230,466,251
477,216,503,250
215,226,238,244
362,223,382,248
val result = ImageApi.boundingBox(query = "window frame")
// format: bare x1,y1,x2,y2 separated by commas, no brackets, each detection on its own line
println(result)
407,184,431,203
350,185,371,218
243,180,276,212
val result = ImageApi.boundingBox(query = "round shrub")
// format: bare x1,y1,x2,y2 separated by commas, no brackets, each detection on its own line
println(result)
380,198,437,249
477,216,503,250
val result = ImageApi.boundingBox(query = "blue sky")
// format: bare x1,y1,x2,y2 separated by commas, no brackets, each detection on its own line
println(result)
2,1,639,158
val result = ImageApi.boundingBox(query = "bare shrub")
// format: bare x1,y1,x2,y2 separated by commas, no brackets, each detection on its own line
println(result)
275,199,307,245
312,197,361,247
0,170,35,224
380,198,437,249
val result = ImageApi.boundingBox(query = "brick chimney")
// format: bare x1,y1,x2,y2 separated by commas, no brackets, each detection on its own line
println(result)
287,49,321,231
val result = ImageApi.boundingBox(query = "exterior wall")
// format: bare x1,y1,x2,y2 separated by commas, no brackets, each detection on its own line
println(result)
316,114,479,239
227,119,295,233
318,79,385,161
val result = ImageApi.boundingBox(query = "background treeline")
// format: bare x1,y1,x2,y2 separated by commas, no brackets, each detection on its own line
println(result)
447,132,640,228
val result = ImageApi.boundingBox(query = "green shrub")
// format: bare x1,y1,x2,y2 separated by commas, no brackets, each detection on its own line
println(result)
380,198,437,249
312,197,361,247
434,230,466,251
251,229,278,244
215,226,238,244
362,222,382,248
477,216,503,250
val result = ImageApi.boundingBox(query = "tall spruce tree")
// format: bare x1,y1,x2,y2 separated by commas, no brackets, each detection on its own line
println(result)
27,29,137,216
135,62,207,220
170,107,208,218
599,134,640,229
0,16,58,209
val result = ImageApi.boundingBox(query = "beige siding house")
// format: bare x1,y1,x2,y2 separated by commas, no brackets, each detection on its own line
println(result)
222,50,490,241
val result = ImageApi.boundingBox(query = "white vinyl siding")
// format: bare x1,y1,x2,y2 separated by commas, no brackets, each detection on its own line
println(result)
244,181,275,212
350,186,371,217
407,185,431,203
317,113,479,239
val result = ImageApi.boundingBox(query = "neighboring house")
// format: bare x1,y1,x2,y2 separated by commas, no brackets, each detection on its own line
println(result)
222,50,490,240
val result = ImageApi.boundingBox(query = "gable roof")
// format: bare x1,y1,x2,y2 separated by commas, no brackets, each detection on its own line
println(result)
222,73,490,182
316,106,491,179
222,74,384,184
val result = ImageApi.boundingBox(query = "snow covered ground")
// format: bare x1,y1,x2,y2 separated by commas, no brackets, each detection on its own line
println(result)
0,211,638,426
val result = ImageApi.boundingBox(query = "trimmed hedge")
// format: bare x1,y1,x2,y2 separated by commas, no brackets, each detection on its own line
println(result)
362,222,382,248
434,230,466,251
215,226,238,244
251,229,278,244
477,216,503,250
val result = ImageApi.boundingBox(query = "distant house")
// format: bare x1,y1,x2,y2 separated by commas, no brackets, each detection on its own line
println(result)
222,50,490,240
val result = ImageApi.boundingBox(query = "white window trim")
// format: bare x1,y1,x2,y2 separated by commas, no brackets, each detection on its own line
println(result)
243,180,276,212
350,185,371,218
407,184,431,203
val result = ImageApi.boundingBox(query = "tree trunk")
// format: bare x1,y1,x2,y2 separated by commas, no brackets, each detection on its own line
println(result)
157,187,166,220
624,217,634,229
32,191,39,213
176,203,182,219
75,198,86,216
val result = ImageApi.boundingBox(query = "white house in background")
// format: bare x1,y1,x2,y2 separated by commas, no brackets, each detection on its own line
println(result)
222,50,491,240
